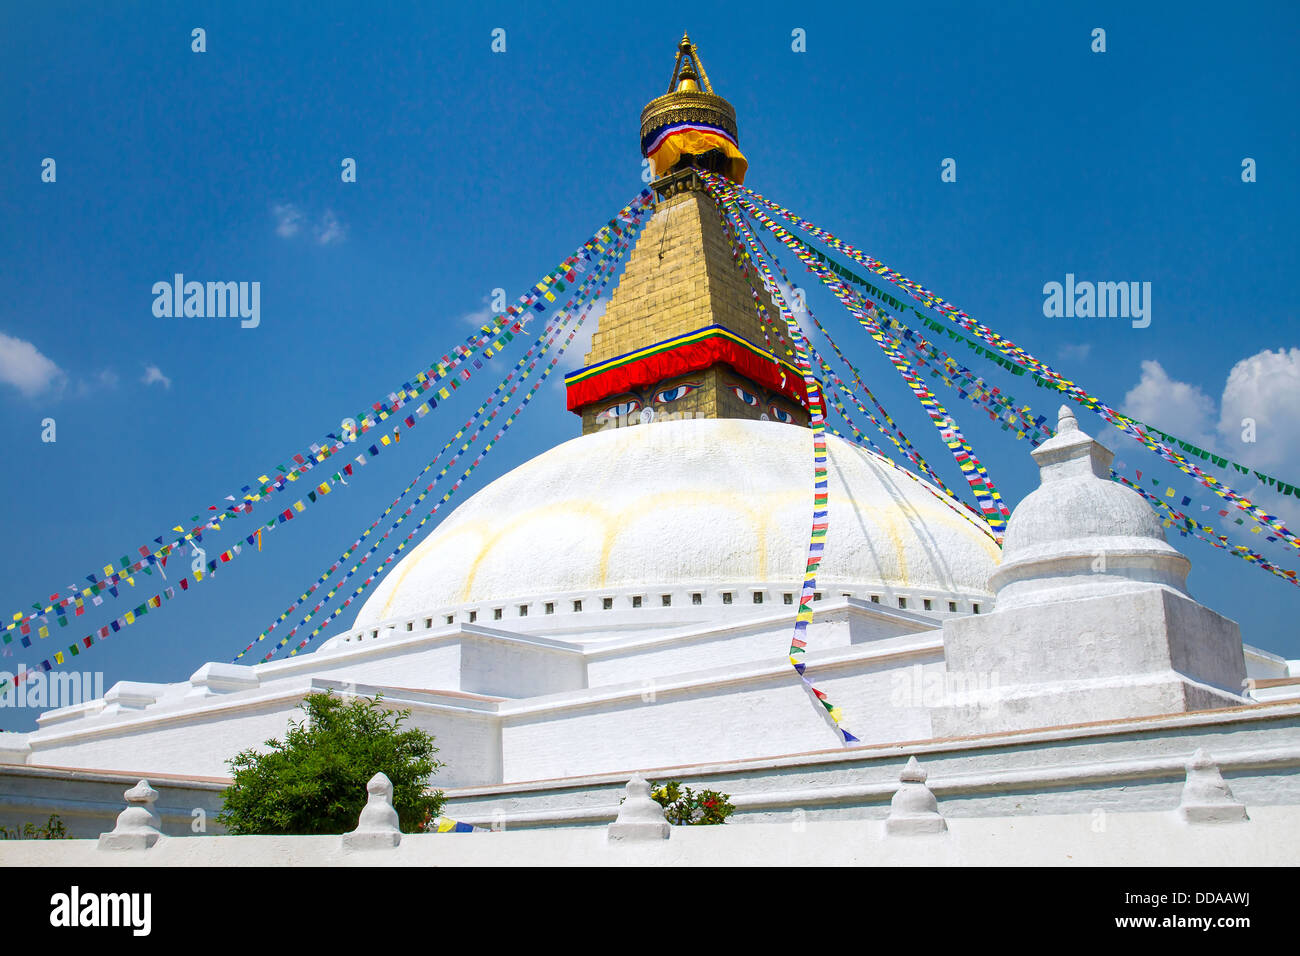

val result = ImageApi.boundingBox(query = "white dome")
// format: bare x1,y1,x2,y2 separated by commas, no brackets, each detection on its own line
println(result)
353,418,1000,627
990,405,1191,610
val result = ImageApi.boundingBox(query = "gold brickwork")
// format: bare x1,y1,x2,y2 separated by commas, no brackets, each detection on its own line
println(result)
571,37,810,436
583,189,776,366
574,185,810,436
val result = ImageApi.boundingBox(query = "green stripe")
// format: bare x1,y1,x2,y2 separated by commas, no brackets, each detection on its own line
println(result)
565,326,800,385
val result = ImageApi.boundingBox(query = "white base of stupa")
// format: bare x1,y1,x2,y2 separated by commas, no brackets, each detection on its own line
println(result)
933,586,1249,737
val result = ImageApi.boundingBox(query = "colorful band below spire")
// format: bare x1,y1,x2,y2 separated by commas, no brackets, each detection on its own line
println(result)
564,324,807,412
642,121,748,184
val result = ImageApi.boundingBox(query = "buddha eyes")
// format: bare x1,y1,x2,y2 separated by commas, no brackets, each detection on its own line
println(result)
599,400,641,419
769,404,793,423
730,386,761,407
653,382,700,404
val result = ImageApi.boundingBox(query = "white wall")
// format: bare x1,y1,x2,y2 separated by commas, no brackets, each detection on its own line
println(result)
5,806,1297,867
499,647,945,781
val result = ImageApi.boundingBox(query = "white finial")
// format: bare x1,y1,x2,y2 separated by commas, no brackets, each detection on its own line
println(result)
885,757,947,835
98,779,163,851
343,771,402,849
899,755,927,784
1057,404,1078,434
608,774,671,842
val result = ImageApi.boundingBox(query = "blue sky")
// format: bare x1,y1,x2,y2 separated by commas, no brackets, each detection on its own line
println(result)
1,1,1297,730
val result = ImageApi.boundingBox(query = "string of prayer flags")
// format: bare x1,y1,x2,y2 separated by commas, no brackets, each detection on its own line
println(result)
709,173,1300,559
707,200,992,541
705,174,1011,537
239,223,639,661
889,318,1300,586
0,577,194,699
891,321,1044,444
276,277,625,659
705,178,858,745
4,190,656,643
262,213,648,659
8,193,653,686
895,306,1300,574
430,817,487,833
742,219,988,528
910,308,1299,499
712,197,994,551
235,299,584,661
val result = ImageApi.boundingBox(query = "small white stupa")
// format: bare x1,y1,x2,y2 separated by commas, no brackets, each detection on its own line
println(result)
934,405,1249,735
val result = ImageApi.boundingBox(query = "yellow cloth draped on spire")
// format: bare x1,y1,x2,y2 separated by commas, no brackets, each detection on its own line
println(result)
646,127,749,183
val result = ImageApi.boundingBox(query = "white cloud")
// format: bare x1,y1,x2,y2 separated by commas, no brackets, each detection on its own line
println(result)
141,364,172,389
1215,348,1300,472
68,367,119,398
459,301,498,328
274,204,347,245
1059,343,1092,362
0,331,65,397
1121,359,1217,449
315,210,346,245
1115,351,1300,528
272,203,304,238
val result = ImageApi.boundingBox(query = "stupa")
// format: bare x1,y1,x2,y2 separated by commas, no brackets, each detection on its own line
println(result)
1,37,1296,839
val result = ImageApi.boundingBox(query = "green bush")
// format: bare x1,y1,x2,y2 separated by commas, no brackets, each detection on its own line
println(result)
649,780,735,825
217,691,445,835
0,814,67,840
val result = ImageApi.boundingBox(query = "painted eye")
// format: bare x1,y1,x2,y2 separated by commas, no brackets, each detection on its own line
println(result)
769,404,794,423
599,400,641,420
653,382,700,404
730,386,761,407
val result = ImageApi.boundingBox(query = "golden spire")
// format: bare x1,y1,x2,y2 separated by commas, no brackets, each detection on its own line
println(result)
665,32,715,94
640,33,747,184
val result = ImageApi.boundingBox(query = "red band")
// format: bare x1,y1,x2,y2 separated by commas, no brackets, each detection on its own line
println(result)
566,331,809,412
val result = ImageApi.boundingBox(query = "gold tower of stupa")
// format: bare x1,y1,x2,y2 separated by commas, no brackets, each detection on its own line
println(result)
564,34,810,435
